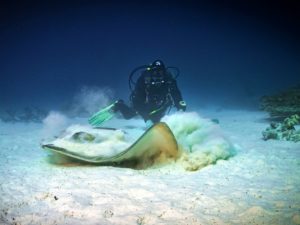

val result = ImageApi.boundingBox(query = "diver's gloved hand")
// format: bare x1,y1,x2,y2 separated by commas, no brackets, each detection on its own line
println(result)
177,100,187,111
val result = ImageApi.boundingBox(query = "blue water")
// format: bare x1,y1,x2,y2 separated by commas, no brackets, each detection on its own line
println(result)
1,1,299,112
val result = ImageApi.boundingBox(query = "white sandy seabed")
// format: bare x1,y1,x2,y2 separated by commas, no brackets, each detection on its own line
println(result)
0,109,299,225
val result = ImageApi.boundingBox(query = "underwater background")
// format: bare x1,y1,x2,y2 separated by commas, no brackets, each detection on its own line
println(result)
1,1,300,224
1,0,299,114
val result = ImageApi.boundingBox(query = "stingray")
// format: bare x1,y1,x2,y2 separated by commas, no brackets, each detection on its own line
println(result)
42,122,179,168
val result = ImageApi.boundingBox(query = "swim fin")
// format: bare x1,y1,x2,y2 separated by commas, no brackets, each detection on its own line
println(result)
88,102,116,126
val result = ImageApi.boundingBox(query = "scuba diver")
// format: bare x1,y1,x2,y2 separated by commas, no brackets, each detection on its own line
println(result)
89,59,186,126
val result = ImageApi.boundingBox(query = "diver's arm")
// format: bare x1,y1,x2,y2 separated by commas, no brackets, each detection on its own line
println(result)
168,77,186,111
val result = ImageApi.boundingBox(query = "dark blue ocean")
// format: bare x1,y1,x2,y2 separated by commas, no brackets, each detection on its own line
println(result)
1,0,299,114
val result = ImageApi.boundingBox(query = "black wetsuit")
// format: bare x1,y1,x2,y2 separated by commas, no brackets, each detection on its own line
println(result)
115,68,184,123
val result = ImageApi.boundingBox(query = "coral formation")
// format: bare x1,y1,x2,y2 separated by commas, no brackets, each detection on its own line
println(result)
262,114,300,142
260,84,300,117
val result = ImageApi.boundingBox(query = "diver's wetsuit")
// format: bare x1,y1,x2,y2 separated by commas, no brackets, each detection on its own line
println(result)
114,67,184,123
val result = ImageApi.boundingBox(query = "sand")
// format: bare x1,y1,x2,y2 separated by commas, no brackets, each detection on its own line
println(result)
0,109,299,225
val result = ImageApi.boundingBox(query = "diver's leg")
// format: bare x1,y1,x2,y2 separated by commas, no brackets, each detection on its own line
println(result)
114,100,137,119
149,110,165,123
148,104,170,124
